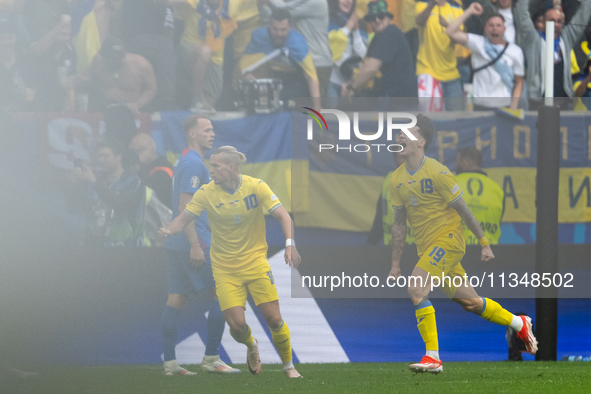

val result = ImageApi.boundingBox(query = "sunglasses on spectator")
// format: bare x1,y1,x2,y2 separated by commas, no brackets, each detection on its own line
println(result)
368,14,387,22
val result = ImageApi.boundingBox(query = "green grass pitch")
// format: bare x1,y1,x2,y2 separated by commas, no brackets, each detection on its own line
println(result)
3,362,590,394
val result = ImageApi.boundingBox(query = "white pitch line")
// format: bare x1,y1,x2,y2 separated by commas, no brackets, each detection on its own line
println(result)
268,249,350,363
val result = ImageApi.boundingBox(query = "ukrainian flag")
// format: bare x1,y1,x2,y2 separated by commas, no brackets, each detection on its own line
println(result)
241,27,318,81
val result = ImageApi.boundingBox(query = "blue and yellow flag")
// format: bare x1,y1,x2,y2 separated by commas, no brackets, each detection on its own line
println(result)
241,27,318,81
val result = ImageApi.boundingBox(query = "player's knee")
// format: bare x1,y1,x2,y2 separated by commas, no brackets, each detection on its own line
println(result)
264,314,283,330
227,319,247,334
407,285,422,300
458,299,481,314
166,295,185,309
229,324,248,342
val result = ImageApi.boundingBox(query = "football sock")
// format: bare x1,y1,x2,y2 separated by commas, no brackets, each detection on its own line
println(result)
162,305,181,362
283,360,294,371
479,297,514,326
509,314,525,332
426,350,440,360
415,300,439,354
270,320,292,363
230,324,254,348
205,299,225,356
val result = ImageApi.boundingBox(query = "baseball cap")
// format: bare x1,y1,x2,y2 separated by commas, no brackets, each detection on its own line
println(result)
364,0,394,22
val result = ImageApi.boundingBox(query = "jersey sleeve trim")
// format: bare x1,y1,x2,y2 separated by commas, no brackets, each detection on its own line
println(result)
448,192,464,205
391,205,405,210
269,203,282,212
184,208,199,217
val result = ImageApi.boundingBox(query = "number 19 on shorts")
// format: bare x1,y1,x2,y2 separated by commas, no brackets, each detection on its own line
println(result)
428,246,447,268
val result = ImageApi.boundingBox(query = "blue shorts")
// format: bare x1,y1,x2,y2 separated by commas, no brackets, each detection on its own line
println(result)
165,249,215,294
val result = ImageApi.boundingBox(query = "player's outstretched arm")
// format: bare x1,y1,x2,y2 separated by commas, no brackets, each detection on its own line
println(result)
158,210,195,238
389,207,407,279
270,205,301,269
449,197,495,261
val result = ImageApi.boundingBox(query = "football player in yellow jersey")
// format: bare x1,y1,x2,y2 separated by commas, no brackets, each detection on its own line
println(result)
388,114,537,374
159,146,302,379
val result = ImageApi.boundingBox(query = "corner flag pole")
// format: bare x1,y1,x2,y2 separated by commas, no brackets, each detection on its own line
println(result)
535,20,559,361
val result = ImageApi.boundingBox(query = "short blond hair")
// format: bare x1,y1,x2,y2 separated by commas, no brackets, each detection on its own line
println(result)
212,146,247,165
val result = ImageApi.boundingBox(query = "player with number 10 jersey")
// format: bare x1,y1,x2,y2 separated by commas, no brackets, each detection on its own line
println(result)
160,146,302,379
186,174,282,274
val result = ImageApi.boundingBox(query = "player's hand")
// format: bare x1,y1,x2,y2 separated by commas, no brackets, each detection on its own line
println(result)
438,15,449,28
158,227,171,239
388,265,401,281
190,242,205,268
481,245,494,261
285,245,301,269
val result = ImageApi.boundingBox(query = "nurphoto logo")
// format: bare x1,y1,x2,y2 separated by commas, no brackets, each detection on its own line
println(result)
303,108,417,153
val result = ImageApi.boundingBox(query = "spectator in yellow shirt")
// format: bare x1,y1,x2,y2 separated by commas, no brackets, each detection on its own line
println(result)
174,0,237,111
415,0,465,111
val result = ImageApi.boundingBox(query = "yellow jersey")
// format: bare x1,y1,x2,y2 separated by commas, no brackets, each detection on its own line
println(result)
185,175,282,272
176,0,237,65
415,1,463,81
390,156,465,256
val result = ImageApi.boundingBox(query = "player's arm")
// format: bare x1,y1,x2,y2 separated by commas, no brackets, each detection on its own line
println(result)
449,197,494,261
389,207,407,279
179,192,204,267
270,205,301,269
159,210,194,238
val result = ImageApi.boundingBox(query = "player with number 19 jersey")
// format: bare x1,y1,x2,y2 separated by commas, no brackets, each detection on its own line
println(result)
390,156,465,257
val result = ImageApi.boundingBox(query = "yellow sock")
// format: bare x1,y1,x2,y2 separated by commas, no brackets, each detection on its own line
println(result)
415,301,438,351
271,320,292,363
480,297,513,326
230,325,254,348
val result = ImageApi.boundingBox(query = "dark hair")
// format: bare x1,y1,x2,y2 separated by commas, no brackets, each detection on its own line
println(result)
415,113,434,150
271,8,291,23
97,138,126,158
182,114,209,135
328,0,357,26
103,105,137,146
457,147,483,168
484,12,505,24
530,3,546,24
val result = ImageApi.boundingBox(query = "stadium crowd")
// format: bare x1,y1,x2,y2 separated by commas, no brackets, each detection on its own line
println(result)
2,0,591,114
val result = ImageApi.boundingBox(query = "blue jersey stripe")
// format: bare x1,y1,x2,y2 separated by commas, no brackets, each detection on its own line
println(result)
269,203,282,212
